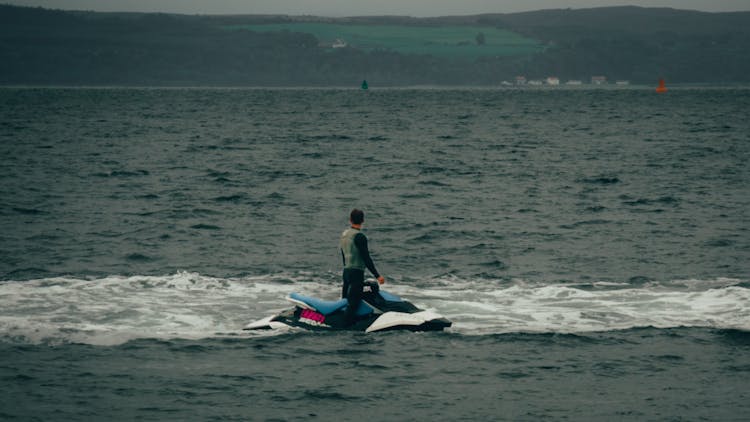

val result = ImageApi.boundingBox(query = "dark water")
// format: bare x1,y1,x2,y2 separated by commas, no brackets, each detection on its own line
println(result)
3,329,749,421
1,87,749,420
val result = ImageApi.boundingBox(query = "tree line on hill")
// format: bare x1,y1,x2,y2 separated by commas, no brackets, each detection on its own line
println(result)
1,4,749,86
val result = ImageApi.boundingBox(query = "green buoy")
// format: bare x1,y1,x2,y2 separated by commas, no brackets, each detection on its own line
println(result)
361,80,368,90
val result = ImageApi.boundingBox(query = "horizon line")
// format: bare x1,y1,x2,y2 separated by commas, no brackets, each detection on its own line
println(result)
4,3,750,19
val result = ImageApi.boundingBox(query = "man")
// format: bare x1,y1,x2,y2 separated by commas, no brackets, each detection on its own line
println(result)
340,208,385,326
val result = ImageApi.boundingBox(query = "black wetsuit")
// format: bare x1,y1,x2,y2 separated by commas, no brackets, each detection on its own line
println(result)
340,229,380,326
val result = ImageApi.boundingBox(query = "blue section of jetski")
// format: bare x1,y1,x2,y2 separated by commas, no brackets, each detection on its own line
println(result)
378,290,403,302
289,293,373,316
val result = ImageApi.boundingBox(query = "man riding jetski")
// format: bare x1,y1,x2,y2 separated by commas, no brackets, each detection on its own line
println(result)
244,209,451,332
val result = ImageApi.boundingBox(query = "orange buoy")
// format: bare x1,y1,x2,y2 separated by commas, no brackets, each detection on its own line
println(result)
656,78,668,93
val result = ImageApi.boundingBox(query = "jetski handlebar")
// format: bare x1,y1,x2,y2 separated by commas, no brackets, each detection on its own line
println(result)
364,280,380,294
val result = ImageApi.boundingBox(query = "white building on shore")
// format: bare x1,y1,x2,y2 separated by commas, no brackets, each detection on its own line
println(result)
591,76,608,85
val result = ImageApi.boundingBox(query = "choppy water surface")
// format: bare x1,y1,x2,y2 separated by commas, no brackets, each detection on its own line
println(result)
1,87,749,420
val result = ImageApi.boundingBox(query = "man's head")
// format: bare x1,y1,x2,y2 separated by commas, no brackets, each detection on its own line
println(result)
350,208,365,225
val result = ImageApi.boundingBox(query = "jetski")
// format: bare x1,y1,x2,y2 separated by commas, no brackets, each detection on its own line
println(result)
244,282,451,333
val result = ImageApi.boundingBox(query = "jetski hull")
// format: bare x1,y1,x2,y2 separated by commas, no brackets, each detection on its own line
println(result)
244,286,451,333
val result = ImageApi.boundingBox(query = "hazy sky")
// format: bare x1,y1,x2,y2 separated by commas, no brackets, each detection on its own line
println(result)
6,0,750,16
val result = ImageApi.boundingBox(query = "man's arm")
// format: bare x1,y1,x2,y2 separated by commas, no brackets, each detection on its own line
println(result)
354,232,380,278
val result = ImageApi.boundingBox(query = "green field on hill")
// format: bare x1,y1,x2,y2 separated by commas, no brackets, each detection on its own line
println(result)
226,23,544,59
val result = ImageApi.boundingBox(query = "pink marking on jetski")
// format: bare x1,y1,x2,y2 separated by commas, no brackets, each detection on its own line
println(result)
300,309,325,323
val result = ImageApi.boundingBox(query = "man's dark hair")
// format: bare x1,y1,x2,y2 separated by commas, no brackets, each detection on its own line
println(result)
350,209,364,224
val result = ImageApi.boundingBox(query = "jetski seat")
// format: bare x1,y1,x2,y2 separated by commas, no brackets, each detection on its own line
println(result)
288,293,374,316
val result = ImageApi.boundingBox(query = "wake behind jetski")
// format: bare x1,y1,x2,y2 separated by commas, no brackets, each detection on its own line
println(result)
244,282,451,333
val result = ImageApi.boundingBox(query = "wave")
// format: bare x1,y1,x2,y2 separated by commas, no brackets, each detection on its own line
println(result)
415,276,750,336
0,273,747,345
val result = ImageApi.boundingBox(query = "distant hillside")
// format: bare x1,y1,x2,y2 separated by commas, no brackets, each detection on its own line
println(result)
483,7,750,83
222,22,543,59
1,4,749,86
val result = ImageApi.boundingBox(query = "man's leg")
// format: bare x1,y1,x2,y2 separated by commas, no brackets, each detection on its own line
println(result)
341,271,349,299
343,269,364,326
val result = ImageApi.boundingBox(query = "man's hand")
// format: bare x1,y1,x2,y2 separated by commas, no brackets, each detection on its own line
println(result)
377,276,385,285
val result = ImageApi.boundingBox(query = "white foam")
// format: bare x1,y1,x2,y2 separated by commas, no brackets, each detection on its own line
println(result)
0,272,332,345
0,273,747,344
384,277,750,335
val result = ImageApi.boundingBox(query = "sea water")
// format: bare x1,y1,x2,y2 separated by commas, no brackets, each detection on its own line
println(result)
1,87,749,420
